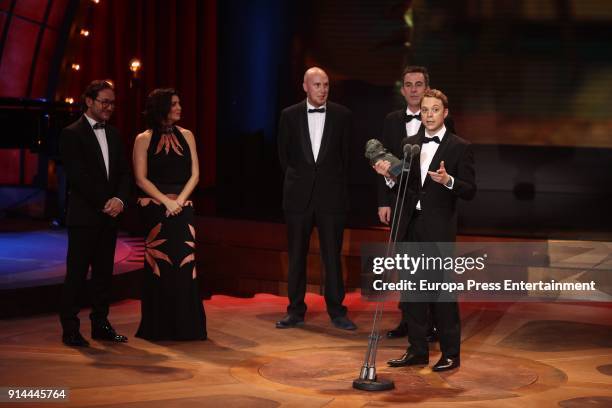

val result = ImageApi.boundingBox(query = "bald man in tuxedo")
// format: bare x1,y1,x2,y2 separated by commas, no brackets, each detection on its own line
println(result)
276,67,356,331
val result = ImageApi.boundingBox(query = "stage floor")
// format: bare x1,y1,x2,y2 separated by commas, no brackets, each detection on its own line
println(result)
0,230,141,290
1,293,611,407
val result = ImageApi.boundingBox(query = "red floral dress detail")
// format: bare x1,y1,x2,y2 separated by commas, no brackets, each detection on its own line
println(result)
135,126,206,341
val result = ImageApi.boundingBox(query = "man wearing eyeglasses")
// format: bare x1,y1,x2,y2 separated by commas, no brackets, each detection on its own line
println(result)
59,79,131,347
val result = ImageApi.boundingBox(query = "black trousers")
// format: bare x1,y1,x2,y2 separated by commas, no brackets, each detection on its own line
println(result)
402,211,461,358
284,206,347,319
59,224,117,334
398,302,436,332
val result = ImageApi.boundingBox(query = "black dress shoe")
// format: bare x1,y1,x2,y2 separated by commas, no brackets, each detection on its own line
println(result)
331,316,357,330
386,323,408,339
91,322,128,342
62,332,89,347
387,352,429,367
275,315,304,329
426,327,439,343
432,356,460,372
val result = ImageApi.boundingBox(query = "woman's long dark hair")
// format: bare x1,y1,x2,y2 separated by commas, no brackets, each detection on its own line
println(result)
143,88,178,130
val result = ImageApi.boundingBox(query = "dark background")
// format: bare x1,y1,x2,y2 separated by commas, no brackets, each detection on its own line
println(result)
1,0,611,239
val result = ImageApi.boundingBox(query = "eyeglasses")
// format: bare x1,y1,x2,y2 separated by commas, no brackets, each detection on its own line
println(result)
95,98,116,108
420,107,443,115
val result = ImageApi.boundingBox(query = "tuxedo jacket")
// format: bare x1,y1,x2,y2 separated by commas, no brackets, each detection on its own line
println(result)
380,121,476,242
278,100,351,213
377,109,455,207
59,116,131,227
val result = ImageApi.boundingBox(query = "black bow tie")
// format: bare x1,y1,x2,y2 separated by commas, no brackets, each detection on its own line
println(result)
422,136,441,144
405,113,420,122
92,122,106,130
308,108,325,113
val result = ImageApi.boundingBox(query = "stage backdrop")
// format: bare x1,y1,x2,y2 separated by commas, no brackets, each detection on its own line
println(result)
55,0,217,187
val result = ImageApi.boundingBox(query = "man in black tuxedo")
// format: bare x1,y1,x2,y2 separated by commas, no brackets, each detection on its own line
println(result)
276,67,356,330
59,80,131,346
374,89,476,371
378,66,455,340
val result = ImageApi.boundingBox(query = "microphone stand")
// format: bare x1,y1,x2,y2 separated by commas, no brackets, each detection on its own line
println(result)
353,144,415,391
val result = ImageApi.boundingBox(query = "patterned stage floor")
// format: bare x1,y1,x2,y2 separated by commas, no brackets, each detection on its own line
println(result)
1,292,611,407
0,230,141,290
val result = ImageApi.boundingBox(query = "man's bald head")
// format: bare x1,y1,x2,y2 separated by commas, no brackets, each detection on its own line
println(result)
303,67,329,107
304,67,327,82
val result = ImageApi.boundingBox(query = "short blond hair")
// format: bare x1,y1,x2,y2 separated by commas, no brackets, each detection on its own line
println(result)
422,89,448,108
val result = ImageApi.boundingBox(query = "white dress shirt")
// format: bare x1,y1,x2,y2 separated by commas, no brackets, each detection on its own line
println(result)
405,107,422,137
384,124,454,210
84,113,109,178
306,100,326,161
83,114,124,208
419,125,446,188
416,125,453,210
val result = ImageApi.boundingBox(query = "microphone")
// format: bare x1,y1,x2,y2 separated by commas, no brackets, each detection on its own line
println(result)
400,138,420,155
400,144,421,172
402,143,411,158
364,139,403,177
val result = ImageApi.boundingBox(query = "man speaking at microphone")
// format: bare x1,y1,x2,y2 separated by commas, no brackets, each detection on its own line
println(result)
377,66,456,341
373,89,476,371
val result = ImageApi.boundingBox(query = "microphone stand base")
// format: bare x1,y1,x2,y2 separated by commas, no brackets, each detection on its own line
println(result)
352,378,395,391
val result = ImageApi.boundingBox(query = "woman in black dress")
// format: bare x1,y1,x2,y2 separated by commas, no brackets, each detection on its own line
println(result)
133,88,206,340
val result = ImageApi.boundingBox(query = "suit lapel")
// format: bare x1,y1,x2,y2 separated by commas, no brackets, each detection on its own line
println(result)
414,132,425,186
106,127,116,181
79,116,108,180
299,101,315,165
417,122,424,135
399,113,409,148
316,104,333,164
